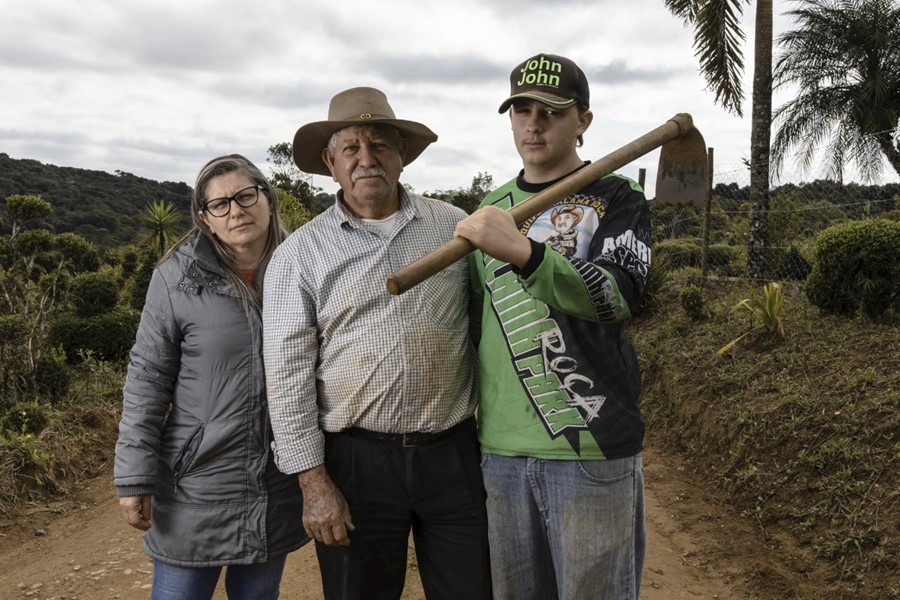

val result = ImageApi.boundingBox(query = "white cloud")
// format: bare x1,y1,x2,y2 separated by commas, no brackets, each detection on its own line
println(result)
1,0,896,200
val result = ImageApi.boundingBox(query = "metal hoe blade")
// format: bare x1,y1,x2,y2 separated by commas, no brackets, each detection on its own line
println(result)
655,126,708,210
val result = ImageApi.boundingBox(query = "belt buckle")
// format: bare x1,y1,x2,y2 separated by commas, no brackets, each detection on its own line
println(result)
401,432,414,447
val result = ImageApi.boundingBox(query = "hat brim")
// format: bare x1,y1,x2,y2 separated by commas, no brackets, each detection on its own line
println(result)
293,118,438,176
498,92,577,114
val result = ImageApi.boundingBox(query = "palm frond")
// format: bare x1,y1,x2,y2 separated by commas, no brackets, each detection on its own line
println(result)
665,0,749,117
664,0,699,23
694,0,748,116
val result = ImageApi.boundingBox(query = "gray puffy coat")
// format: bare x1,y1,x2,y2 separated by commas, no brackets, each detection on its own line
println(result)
114,236,307,566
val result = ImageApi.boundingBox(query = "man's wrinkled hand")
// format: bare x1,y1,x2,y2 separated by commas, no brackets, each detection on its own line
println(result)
298,465,356,546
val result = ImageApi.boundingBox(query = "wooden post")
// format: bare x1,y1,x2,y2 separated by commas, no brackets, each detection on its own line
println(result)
700,147,714,283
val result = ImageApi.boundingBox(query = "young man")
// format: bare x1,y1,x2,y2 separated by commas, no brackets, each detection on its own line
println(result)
263,87,490,600
455,53,650,600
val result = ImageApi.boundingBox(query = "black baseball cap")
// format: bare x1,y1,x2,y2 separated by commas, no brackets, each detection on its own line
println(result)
498,53,590,113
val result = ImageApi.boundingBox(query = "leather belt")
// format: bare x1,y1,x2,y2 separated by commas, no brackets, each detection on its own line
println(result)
339,418,470,448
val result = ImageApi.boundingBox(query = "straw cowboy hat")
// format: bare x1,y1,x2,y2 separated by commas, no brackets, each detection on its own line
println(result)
292,87,438,176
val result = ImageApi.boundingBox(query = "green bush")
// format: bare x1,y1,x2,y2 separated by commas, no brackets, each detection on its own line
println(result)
2,402,49,435
708,244,744,276
651,204,701,240
654,239,743,277
670,266,704,286
806,219,900,319
0,315,30,410
129,251,157,311
54,232,100,274
48,307,140,363
0,314,27,341
770,245,812,281
69,271,120,318
654,238,702,269
33,353,72,403
120,246,140,277
680,284,706,320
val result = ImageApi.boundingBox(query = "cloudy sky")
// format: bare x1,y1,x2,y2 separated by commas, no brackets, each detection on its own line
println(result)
2,0,897,199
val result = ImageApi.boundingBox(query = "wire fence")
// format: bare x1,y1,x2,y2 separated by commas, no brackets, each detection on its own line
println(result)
647,162,900,284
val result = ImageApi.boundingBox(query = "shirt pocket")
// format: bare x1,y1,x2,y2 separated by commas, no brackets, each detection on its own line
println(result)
422,259,468,329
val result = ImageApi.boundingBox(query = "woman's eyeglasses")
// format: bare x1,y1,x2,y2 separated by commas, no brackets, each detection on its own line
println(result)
202,185,263,217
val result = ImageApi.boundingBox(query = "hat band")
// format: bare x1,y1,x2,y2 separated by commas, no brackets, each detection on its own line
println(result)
336,112,394,121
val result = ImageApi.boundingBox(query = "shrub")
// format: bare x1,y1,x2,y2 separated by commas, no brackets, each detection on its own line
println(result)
33,353,72,403
654,238,744,277
680,284,706,320
654,238,702,269
805,219,900,319
68,271,120,317
2,402,49,435
651,204,701,240
0,314,27,341
54,232,100,274
770,245,813,281
129,251,157,311
120,246,140,277
708,244,744,276
670,266,704,286
49,306,140,363
0,314,30,410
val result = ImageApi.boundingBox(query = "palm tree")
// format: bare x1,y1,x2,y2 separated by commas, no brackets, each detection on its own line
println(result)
665,0,774,280
771,0,900,182
139,200,180,258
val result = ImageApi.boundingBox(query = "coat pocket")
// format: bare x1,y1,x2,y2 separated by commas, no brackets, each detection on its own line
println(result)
172,423,204,495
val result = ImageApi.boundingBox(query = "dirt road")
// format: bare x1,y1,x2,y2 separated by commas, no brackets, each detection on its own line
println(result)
0,444,812,599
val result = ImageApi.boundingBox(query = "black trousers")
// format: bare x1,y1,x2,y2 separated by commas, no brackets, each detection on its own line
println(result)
317,418,491,600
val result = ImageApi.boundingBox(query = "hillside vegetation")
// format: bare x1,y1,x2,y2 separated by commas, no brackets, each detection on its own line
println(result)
0,153,192,248
629,280,898,598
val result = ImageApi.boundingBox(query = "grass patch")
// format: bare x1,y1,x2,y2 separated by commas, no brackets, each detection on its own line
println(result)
0,361,123,515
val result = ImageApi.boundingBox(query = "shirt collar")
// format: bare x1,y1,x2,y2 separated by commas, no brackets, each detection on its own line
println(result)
333,186,418,229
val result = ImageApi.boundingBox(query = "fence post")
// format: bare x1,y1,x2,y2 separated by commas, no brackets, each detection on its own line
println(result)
700,147,714,284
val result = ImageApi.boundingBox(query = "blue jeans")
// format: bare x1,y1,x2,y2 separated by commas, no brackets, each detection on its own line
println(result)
482,453,645,600
150,554,288,600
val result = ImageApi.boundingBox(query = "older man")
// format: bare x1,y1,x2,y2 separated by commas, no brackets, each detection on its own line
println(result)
263,87,490,600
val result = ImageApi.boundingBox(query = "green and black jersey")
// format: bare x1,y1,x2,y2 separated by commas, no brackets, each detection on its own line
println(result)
471,164,650,460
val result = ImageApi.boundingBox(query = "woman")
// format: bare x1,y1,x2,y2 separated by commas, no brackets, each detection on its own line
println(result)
114,154,307,599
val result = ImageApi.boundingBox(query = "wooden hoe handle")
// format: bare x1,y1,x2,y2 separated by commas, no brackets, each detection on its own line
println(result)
386,113,695,295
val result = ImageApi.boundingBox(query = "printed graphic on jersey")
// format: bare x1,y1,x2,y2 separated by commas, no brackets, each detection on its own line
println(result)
484,256,606,444
599,228,652,279
521,196,605,261
485,193,610,451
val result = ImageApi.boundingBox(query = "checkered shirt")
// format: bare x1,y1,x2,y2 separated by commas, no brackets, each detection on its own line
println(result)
262,190,478,474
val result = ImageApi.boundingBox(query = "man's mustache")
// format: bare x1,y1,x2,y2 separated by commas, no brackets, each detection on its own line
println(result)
351,167,386,182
